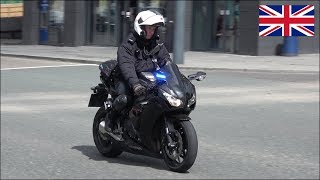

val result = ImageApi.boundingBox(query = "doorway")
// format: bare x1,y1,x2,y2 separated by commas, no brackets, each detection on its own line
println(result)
90,0,138,46
191,0,239,53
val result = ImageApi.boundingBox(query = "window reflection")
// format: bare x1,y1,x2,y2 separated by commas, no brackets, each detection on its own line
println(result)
95,0,116,33
49,0,64,25
95,0,107,32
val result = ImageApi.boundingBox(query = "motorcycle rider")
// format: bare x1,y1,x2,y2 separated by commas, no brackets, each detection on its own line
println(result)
105,10,172,133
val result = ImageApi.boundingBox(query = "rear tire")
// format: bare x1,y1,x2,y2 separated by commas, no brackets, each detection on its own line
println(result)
163,121,198,173
92,107,122,157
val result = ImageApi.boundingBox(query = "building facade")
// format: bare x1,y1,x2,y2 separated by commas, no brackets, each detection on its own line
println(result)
22,0,319,55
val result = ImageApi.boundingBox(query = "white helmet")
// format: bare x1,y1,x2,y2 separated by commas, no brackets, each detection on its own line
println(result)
134,10,165,38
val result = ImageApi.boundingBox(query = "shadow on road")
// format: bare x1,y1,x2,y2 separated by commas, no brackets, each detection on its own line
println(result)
71,145,170,171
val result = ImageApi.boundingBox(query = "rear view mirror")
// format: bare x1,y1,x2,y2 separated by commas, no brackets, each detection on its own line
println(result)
195,71,206,81
187,71,206,81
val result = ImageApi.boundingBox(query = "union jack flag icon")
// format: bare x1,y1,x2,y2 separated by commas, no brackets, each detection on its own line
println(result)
259,5,314,36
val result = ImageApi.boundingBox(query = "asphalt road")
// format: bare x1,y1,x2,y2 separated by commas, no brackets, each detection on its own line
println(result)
1,56,319,179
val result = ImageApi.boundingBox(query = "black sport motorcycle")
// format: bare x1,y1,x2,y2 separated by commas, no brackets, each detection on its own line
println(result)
88,60,206,172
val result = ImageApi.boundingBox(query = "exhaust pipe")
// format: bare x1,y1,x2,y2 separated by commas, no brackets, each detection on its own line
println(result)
98,120,123,141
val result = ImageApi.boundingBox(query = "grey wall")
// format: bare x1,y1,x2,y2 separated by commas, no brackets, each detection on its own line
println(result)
258,0,319,55
64,0,87,46
294,1,319,54
237,0,259,55
22,0,39,44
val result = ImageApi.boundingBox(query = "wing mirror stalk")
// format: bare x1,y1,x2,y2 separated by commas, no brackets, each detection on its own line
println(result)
187,71,206,81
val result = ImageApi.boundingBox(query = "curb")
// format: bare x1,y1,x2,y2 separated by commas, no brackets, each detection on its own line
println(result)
1,53,318,73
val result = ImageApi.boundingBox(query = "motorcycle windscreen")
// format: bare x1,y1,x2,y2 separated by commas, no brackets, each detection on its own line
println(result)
156,61,186,100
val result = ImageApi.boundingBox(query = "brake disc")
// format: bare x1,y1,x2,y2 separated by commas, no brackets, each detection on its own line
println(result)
165,130,183,160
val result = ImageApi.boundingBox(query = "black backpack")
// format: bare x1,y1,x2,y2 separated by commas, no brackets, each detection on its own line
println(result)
99,60,119,87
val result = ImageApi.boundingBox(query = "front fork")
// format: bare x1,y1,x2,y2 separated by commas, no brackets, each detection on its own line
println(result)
163,116,176,148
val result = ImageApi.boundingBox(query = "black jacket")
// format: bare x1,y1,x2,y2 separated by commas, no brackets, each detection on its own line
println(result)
117,32,172,88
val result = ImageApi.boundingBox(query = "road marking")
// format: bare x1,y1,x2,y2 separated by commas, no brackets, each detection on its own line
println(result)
0,64,97,71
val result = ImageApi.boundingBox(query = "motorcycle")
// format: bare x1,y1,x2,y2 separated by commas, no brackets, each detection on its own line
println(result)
88,60,206,172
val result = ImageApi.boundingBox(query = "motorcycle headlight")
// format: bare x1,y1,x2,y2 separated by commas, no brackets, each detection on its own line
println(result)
187,94,196,107
161,90,183,107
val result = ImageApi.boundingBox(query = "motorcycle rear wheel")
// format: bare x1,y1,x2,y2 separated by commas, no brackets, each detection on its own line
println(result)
163,120,198,173
92,107,123,157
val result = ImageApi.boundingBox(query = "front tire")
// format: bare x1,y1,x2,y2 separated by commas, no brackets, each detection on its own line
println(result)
92,107,122,157
163,120,198,173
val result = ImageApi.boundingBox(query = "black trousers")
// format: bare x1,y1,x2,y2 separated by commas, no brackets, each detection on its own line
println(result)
114,77,133,107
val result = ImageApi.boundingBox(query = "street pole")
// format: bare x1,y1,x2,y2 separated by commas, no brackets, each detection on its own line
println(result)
173,0,186,64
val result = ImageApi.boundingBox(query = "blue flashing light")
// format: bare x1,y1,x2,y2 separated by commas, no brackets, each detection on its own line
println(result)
155,72,166,80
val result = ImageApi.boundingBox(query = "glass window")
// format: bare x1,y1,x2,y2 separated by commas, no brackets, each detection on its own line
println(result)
49,0,64,25
92,0,117,46
136,0,167,29
137,0,166,15
95,0,108,32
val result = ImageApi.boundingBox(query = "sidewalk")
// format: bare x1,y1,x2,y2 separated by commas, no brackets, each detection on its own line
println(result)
1,44,319,72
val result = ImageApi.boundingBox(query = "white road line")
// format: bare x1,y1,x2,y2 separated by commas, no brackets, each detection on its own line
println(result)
0,64,98,71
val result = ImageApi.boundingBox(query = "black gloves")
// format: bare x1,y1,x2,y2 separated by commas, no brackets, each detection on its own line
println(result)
133,84,146,96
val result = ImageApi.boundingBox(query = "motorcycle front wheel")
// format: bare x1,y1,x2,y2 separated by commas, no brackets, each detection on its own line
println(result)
162,120,198,173
92,107,122,157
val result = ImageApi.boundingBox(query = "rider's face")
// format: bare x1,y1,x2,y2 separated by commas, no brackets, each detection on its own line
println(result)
145,25,156,39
